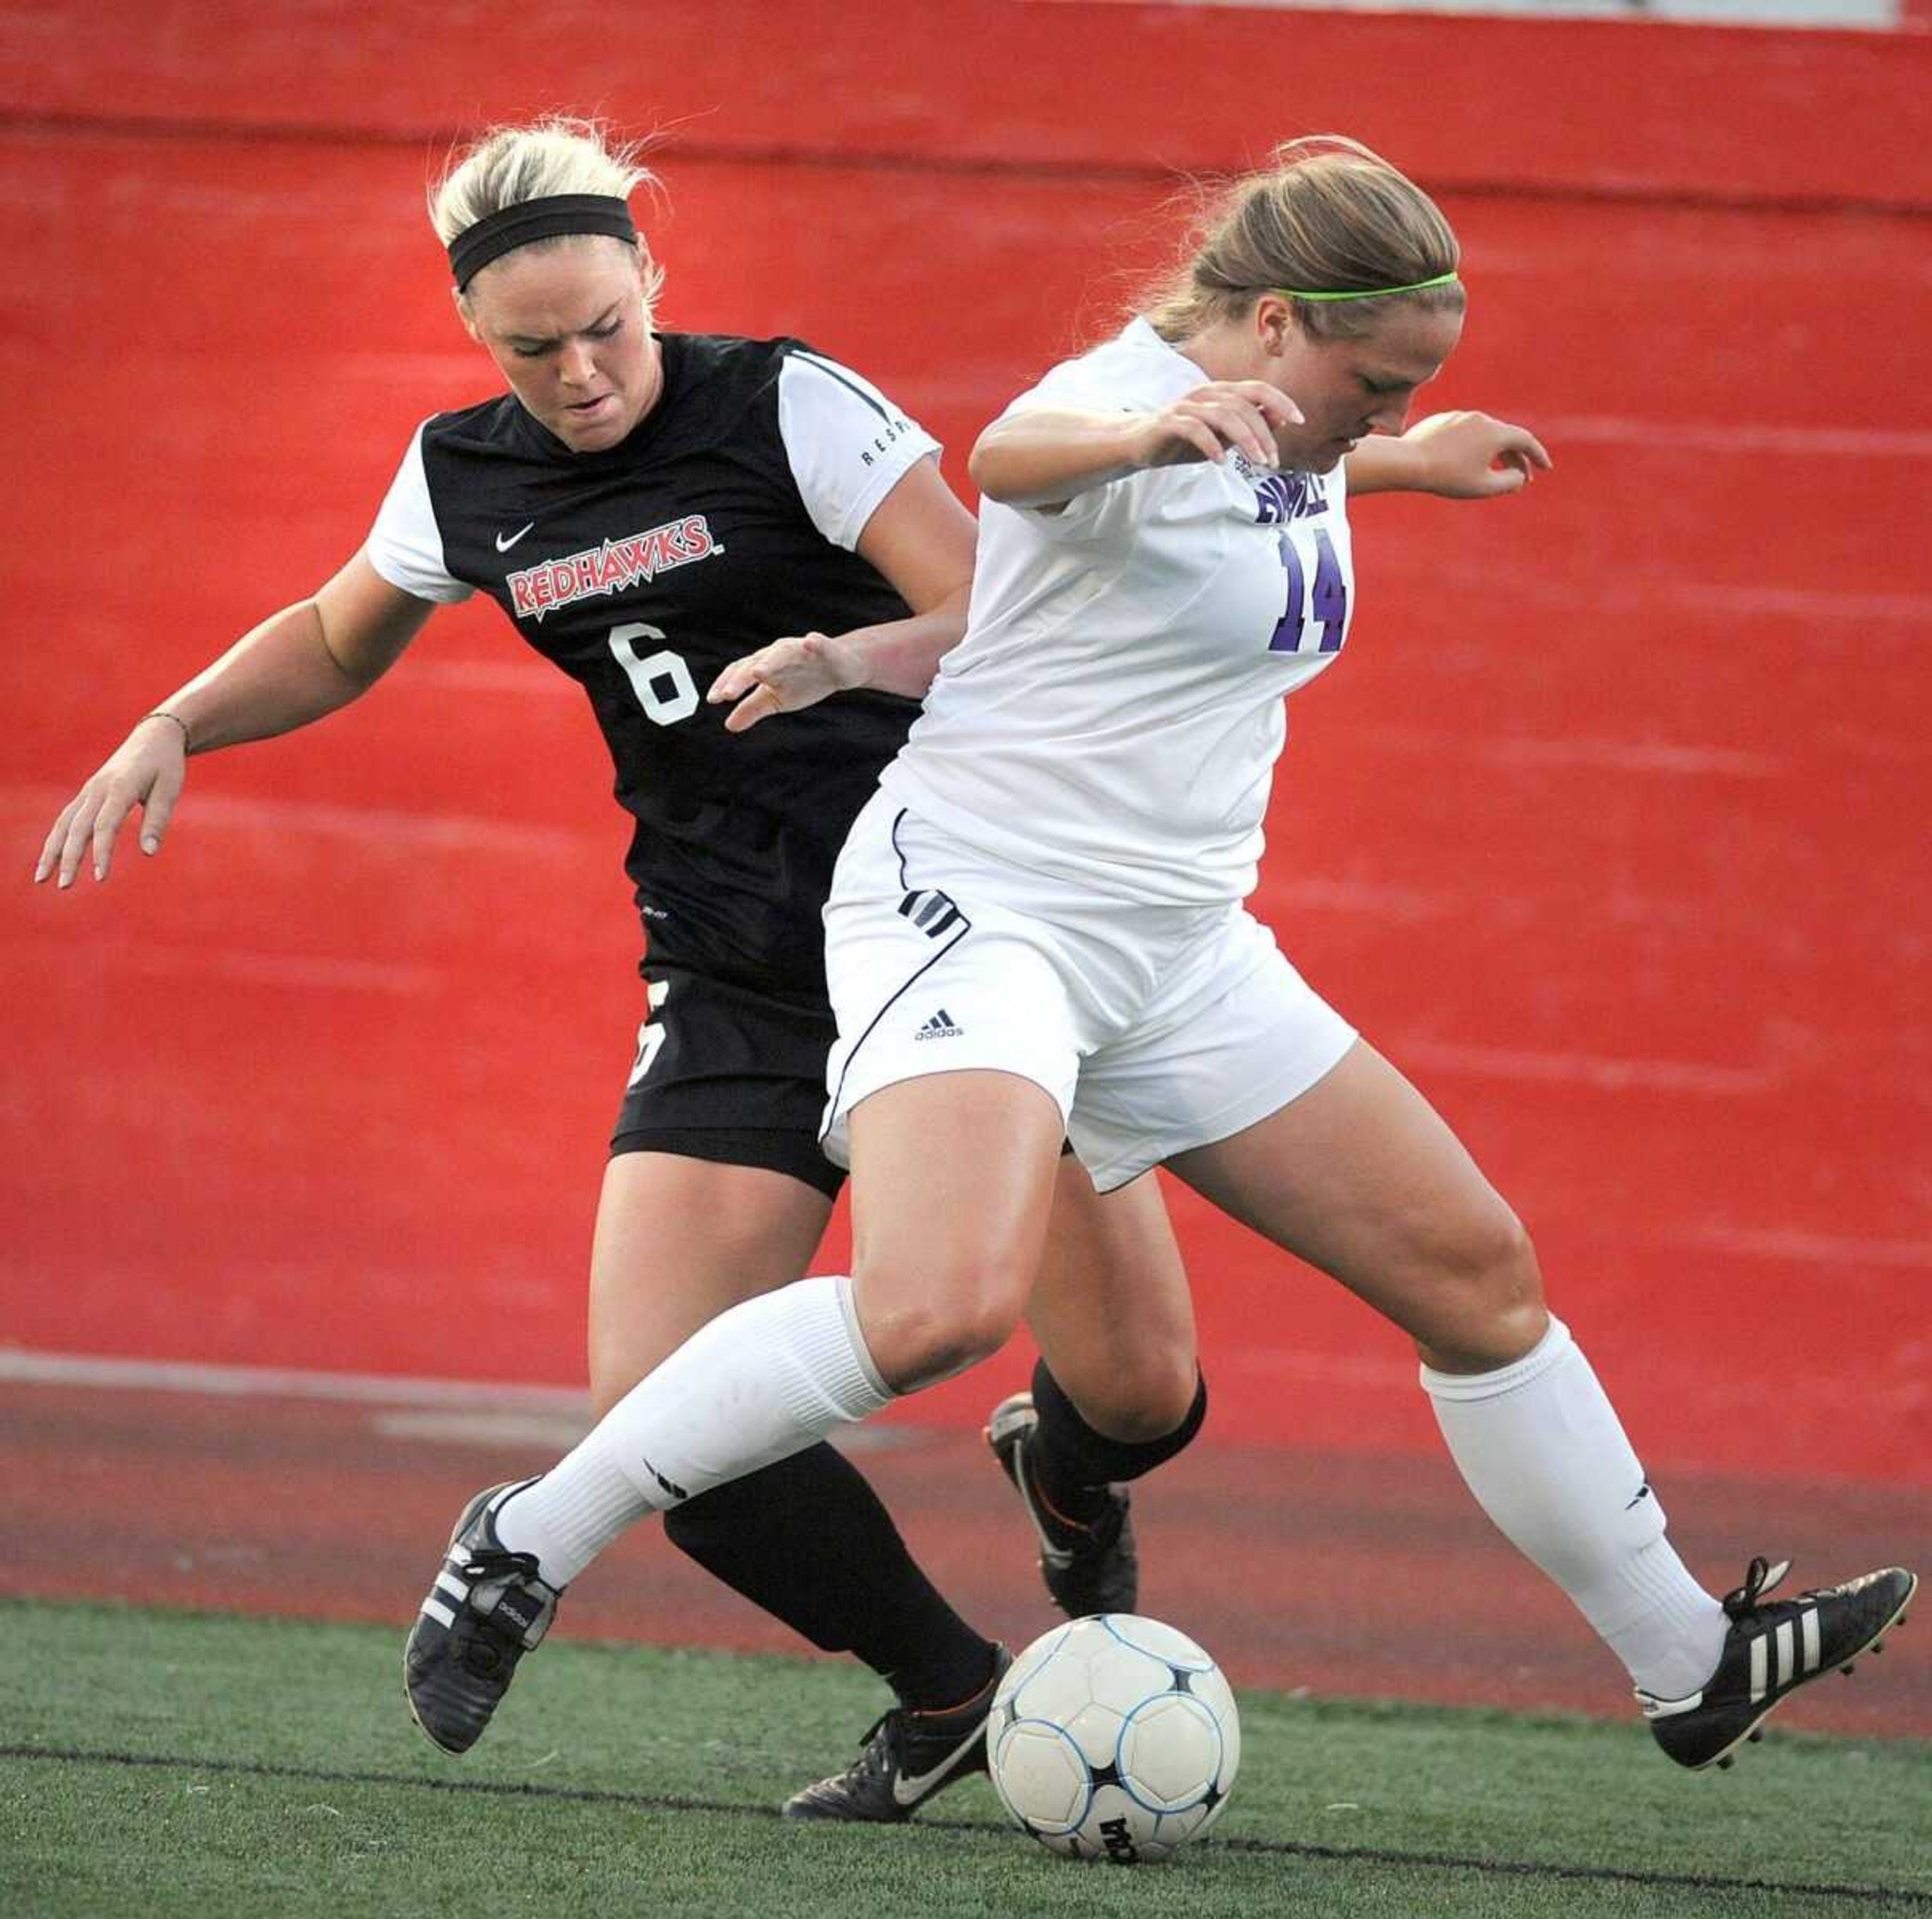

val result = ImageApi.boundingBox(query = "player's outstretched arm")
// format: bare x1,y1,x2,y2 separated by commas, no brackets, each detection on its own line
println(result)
708,457,977,730
34,554,435,888
969,383,1305,511
1345,410,1552,499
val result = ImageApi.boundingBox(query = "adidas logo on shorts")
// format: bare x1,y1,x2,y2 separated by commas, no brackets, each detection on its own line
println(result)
915,1009,963,1041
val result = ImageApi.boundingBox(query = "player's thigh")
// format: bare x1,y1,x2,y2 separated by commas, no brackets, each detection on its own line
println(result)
1028,1162,1198,1440
1067,910,1354,1196
824,799,1090,1385
588,1151,834,1414
1166,1039,1543,1366
846,1069,1068,1392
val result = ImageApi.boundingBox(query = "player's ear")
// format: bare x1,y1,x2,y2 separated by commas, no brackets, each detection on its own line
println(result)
1254,293,1296,358
451,285,484,345
631,240,661,326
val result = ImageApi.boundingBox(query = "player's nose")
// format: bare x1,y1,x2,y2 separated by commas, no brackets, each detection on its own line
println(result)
557,340,596,386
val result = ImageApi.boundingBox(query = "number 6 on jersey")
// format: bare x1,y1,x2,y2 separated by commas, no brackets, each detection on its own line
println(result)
609,622,700,726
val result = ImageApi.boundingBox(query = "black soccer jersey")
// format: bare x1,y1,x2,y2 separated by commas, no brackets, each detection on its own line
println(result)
366,333,938,1004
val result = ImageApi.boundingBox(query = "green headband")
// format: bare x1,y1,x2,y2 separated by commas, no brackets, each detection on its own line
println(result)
1278,271,1461,303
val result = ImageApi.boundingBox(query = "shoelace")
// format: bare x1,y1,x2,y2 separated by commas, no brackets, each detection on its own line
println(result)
843,1712,903,1784
845,1698,981,1778
1721,1555,1795,1623
459,1546,543,1585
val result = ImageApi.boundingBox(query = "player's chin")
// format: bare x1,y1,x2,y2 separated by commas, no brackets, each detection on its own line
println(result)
553,398,630,450
1282,432,1352,474
557,423,623,453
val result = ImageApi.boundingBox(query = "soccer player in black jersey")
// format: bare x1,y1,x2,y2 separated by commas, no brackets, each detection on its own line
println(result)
35,118,1212,1820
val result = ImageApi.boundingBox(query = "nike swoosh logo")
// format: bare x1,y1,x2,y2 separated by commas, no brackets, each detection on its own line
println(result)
495,522,536,552
1014,1453,1075,1568
891,1720,988,1808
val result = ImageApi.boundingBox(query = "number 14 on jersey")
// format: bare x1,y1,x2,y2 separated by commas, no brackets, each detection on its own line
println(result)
1269,525,1348,656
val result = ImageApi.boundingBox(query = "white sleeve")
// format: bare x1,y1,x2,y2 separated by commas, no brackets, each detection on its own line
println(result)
992,374,1154,544
364,424,474,605
777,352,943,552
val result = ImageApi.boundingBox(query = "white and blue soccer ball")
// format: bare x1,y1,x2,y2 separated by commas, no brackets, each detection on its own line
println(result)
987,1613,1240,1864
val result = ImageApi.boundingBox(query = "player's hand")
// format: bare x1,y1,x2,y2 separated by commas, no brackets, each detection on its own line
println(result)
1401,411,1552,498
707,632,869,733
34,716,189,889
1130,382,1305,472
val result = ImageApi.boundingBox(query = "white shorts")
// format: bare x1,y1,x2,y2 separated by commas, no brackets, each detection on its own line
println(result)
820,792,1357,1192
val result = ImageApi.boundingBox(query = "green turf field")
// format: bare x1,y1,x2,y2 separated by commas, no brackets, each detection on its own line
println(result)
3,1599,1926,1917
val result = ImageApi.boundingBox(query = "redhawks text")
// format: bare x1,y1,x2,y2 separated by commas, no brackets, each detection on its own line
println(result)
509,516,719,621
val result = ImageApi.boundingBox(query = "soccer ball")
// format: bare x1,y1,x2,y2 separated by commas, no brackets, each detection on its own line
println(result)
987,1614,1240,1864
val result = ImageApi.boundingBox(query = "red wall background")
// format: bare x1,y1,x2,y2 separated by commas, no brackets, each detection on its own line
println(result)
4,2,1929,1488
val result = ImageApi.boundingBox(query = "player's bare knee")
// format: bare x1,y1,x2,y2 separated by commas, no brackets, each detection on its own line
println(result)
856,1273,1024,1393
1075,1350,1200,1443
1418,1210,1547,1372
878,1308,1016,1393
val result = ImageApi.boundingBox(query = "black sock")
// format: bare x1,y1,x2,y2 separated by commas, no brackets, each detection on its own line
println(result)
1025,1360,1209,1526
663,1442,997,1711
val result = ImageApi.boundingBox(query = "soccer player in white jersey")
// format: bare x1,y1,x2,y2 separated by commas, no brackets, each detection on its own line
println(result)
396,135,1915,1774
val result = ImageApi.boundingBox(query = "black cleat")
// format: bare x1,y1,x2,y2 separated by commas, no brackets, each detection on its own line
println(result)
405,1480,561,1756
987,1391,1137,1618
784,1647,1013,1822
1639,1557,1916,1771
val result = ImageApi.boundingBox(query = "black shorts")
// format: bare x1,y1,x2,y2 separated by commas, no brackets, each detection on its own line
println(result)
610,963,845,1200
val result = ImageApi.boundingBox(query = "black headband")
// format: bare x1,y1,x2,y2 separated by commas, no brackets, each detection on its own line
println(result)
448,194,637,290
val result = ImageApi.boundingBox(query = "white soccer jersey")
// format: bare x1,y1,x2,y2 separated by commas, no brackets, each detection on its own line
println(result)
879,318,1355,907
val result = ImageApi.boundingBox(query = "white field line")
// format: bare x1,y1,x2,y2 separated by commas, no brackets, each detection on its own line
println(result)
0,1347,589,1411
370,1409,593,1448
0,1347,911,1452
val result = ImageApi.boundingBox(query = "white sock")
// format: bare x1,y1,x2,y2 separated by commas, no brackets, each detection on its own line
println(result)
493,1274,893,1588
1422,1316,1727,1700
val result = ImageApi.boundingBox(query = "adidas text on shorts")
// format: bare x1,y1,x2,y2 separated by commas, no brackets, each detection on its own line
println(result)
819,793,1356,1190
